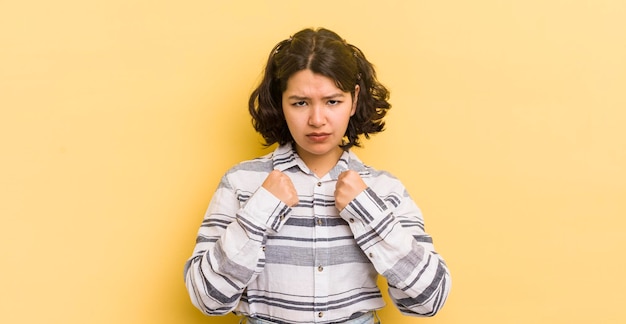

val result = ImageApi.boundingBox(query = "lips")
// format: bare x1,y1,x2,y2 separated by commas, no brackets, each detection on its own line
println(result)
306,132,331,142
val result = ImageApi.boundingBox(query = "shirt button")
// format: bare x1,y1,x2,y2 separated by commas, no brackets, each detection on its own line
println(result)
318,312,324,318
318,265,324,272
369,252,374,258
317,182,322,187
279,214,285,220
262,246,266,251
349,218,355,223
317,218,323,226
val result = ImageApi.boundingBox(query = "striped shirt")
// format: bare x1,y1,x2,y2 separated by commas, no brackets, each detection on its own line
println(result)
184,144,451,323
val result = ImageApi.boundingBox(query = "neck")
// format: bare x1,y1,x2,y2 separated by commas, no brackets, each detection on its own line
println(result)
295,146,344,178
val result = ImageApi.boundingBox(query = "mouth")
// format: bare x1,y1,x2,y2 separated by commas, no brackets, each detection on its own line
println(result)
306,132,331,142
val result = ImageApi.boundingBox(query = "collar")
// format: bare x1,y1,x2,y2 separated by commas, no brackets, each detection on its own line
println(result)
272,144,370,180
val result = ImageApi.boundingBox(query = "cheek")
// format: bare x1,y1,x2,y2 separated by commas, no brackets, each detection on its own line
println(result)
282,111,304,133
340,109,354,125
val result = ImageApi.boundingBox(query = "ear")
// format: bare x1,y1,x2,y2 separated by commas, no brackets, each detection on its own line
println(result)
350,85,360,116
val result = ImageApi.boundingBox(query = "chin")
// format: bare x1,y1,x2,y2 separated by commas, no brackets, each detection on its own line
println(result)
307,144,341,155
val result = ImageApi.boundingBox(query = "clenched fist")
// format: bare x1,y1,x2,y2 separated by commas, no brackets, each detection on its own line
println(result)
262,170,299,207
334,170,368,211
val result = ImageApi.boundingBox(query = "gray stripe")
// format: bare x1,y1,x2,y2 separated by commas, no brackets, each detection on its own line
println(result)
264,244,369,266
214,240,255,283
243,289,382,312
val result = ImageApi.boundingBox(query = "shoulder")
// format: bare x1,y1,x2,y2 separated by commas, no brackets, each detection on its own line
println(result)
363,166,415,209
365,166,404,188
227,151,275,174
348,152,406,192
347,151,401,182
219,150,275,191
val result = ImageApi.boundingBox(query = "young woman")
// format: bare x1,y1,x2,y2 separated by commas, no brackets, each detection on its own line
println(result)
184,27,451,324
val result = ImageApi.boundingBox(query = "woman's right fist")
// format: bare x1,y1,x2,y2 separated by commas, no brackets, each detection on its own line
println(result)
261,170,299,206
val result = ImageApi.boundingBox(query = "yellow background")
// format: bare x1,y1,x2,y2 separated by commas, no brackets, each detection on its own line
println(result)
1,0,625,323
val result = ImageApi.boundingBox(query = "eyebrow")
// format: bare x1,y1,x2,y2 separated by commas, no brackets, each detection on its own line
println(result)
286,93,346,101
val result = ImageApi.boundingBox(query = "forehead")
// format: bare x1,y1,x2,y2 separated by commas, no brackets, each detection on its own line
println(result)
283,69,346,96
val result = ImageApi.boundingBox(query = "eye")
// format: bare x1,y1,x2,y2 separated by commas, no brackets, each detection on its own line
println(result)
292,101,307,107
327,100,341,106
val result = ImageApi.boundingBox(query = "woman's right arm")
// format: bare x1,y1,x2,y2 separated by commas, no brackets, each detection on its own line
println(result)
183,173,291,315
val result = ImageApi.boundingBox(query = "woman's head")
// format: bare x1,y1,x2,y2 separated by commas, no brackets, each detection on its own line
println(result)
249,27,391,150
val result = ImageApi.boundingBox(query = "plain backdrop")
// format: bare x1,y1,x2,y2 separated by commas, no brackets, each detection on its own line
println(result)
1,0,625,323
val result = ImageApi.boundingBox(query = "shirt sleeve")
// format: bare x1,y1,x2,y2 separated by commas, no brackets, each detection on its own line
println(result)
339,185,451,317
183,174,291,315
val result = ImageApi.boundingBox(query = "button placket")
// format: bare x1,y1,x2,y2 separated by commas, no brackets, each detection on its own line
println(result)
312,177,329,321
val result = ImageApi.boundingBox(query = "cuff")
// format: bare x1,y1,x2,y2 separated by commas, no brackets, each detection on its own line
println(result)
339,187,388,225
238,186,291,234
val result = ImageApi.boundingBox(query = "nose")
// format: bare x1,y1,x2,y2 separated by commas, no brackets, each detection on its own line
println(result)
308,105,326,127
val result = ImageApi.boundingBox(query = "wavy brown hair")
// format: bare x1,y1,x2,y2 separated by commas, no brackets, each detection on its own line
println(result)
248,27,391,150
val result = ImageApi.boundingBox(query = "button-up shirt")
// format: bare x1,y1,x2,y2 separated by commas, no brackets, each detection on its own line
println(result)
184,144,450,323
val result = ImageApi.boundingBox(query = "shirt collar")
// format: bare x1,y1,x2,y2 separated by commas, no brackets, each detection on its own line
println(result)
272,144,370,180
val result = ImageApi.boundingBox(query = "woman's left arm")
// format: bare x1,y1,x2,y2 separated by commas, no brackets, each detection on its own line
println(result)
339,179,451,317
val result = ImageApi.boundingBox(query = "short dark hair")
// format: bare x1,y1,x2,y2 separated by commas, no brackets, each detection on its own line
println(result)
248,27,391,150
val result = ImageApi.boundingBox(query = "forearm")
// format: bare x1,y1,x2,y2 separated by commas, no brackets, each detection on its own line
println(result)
184,187,290,314
340,187,451,316
387,252,450,317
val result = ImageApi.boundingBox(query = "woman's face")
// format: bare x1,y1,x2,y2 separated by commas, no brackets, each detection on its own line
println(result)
282,69,359,168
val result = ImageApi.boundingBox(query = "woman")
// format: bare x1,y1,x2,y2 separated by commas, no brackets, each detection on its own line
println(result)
184,27,451,324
